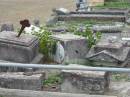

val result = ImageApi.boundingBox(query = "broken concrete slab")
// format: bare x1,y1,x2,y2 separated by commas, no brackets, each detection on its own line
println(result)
0,72,45,90
86,38,130,67
61,64,110,94
51,34,89,64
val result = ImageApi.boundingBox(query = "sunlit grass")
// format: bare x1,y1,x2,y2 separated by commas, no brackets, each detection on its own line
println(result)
96,2,130,9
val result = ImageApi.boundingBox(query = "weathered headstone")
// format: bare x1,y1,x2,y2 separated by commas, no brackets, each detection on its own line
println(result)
61,64,110,94
51,34,89,64
1,23,14,32
0,72,45,90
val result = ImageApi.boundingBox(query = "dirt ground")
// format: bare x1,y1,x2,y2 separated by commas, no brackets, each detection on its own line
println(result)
0,0,75,27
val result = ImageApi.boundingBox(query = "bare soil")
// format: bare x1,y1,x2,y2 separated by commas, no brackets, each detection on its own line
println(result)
0,0,75,27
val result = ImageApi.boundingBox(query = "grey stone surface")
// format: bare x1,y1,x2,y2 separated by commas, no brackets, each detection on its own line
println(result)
1,23,14,32
53,8,70,15
120,27,130,47
0,72,45,90
46,16,58,26
126,18,130,24
92,23,124,33
0,53,43,72
0,88,117,97
101,33,122,41
0,31,43,63
106,82,130,97
71,9,129,15
51,34,89,64
50,27,68,33
61,64,110,94
86,38,130,66
58,14,126,22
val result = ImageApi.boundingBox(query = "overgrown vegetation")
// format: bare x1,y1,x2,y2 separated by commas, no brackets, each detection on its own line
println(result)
43,74,63,86
30,20,101,61
74,28,101,48
66,22,101,48
31,26,57,60
111,73,130,82
50,21,102,48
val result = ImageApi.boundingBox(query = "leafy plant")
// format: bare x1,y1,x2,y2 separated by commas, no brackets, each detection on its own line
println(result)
74,27,101,48
31,26,57,60
62,21,102,48
43,74,63,86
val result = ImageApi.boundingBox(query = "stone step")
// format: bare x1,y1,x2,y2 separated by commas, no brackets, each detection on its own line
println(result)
0,88,117,97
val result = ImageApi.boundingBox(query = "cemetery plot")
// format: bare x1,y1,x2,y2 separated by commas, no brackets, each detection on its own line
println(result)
1,1,130,97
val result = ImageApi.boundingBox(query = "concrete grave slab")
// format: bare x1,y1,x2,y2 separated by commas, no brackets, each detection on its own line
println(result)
0,31,43,63
61,64,110,94
0,72,45,90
